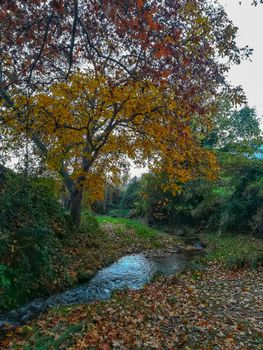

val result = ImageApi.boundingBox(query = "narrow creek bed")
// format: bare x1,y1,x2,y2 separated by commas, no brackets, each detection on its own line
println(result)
0,250,196,325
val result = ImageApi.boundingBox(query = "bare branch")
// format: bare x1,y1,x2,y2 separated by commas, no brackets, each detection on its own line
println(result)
28,13,54,83
66,0,79,79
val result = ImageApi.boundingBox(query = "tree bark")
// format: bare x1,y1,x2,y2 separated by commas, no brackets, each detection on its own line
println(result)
70,188,83,228
59,161,82,227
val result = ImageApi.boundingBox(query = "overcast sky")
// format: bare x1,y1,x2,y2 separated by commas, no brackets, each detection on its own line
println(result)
218,0,263,127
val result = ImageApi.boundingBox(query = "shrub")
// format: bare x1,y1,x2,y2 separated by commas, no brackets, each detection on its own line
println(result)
0,173,69,312
81,211,100,234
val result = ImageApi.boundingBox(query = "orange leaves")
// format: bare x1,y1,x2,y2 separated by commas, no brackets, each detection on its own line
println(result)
153,42,172,59
154,47,169,59
144,12,159,30
51,0,65,13
136,0,144,11
26,72,166,198
183,57,191,66
8,259,263,349
0,10,6,21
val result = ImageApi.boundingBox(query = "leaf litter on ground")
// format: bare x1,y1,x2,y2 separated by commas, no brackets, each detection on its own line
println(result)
3,261,263,350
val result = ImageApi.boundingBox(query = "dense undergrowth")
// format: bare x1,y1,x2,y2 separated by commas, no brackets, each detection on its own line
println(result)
0,172,71,312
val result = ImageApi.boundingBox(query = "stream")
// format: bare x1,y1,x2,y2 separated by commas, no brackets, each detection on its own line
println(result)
0,250,196,325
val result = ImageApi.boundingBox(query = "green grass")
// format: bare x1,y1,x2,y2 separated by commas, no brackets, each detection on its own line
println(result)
96,216,161,238
201,233,263,268
107,209,130,218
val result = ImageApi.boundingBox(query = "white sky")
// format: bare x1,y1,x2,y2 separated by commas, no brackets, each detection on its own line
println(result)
218,0,263,127
131,1,263,177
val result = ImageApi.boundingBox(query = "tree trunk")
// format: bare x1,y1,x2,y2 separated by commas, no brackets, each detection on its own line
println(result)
217,215,223,237
70,188,83,228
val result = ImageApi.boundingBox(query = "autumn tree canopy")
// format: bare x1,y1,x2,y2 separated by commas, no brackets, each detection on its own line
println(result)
3,73,218,225
0,0,251,226
0,1,249,96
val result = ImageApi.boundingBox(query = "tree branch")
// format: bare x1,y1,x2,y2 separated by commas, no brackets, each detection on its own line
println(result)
66,0,79,79
60,160,75,193
28,13,54,83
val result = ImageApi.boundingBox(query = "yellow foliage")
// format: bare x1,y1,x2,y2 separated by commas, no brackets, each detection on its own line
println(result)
3,72,217,201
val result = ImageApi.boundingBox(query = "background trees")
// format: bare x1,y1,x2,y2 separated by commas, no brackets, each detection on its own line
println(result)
110,146,263,236
203,102,261,148
98,105,263,236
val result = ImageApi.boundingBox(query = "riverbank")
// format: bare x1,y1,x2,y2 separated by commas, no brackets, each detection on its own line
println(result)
0,216,183,315
3,264,263,349
63,216,185,285
2,232,263,349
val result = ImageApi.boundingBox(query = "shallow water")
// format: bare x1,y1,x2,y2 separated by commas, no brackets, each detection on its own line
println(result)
0,251,193,324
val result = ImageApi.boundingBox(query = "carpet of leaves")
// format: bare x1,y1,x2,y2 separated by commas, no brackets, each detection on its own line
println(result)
3,262,263,349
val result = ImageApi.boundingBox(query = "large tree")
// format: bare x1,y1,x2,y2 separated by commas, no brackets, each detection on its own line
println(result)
0,0,251,225
4,73,218,226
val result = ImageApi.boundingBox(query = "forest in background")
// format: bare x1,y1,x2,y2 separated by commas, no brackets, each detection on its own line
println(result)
94,105,263,237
